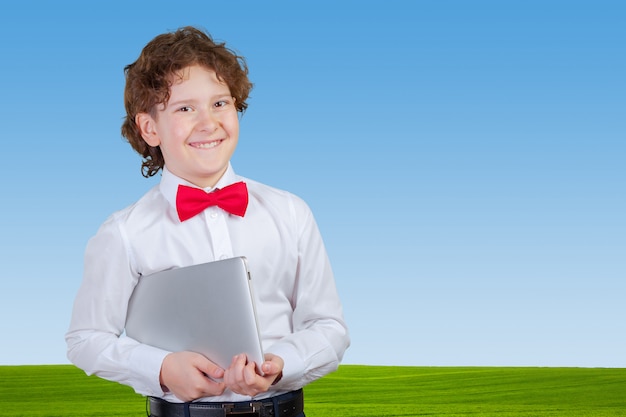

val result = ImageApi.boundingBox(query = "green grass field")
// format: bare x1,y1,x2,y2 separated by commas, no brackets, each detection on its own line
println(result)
0,365,624,416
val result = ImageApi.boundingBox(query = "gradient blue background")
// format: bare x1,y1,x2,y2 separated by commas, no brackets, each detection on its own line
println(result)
1,0,624,367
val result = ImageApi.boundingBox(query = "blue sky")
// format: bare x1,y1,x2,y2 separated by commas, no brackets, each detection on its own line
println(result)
0,0,624,367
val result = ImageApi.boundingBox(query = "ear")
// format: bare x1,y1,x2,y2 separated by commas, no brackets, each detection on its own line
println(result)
135,112,160,147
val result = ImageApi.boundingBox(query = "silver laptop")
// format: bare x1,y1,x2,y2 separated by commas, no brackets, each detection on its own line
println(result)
125,256,264,373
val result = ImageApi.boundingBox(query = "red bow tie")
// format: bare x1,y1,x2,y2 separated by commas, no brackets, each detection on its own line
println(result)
176,182,249,221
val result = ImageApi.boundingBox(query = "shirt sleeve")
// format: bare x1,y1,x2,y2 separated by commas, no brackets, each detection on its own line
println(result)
65,215,169,397
265,197,350,390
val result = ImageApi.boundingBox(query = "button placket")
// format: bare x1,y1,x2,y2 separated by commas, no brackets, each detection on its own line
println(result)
204,208,234,261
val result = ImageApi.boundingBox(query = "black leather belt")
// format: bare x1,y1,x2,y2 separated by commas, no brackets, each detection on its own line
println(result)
148,389,304,417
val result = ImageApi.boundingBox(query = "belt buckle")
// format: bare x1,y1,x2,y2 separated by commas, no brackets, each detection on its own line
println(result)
222,402,262,417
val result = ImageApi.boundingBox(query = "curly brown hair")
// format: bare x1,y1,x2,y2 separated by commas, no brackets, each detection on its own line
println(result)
121,26,253,177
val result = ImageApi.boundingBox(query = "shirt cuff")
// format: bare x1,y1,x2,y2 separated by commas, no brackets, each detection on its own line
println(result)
264,343,305,390
128,341,171,397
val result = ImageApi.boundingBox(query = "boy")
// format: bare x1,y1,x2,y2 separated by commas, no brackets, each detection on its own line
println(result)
66,26,350,417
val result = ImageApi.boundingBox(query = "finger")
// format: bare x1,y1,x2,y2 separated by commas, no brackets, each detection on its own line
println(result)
176,368,225,401
225,354,247,388
229,353,244,367
200,359,225,380
191,360,226,397
229,354,245,376
202,379,226,397
243,360,259,385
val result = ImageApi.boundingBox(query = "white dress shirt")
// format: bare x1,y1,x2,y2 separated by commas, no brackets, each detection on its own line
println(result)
66,164,350,402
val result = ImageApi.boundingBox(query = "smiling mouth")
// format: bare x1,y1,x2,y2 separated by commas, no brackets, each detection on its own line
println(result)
191,139,222,149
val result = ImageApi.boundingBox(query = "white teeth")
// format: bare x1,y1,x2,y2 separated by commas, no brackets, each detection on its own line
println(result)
193,140,220,149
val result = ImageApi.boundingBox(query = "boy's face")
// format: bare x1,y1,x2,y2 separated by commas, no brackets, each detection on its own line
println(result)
137,65,239,188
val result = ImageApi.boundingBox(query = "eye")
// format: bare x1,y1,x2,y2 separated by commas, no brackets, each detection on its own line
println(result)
178,106,192,112
214,98,233,108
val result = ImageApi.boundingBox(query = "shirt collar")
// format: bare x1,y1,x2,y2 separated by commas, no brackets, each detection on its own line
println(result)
159,163,239,209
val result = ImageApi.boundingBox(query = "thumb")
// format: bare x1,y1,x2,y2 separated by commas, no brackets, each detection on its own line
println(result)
262,355,283,375
262,361,277,375
199,357,225,379
262,360,284,385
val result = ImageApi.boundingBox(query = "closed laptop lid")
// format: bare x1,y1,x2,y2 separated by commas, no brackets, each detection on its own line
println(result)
125,256,264,373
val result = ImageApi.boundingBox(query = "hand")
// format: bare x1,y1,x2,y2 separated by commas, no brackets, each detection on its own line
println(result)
159,351,226,402
223,353,284,397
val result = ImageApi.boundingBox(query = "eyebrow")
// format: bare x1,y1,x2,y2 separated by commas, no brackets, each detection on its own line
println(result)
167,94,232,108
167,99,195,108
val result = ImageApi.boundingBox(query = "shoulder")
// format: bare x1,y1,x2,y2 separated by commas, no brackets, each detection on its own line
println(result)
243,177,311,212
240,177,316,231
97,184,168,234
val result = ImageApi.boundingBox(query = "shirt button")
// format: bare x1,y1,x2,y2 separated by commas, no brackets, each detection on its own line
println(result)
210,212,218,219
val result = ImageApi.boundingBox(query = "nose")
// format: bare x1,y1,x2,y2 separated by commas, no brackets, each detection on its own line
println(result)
197,108,220,133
